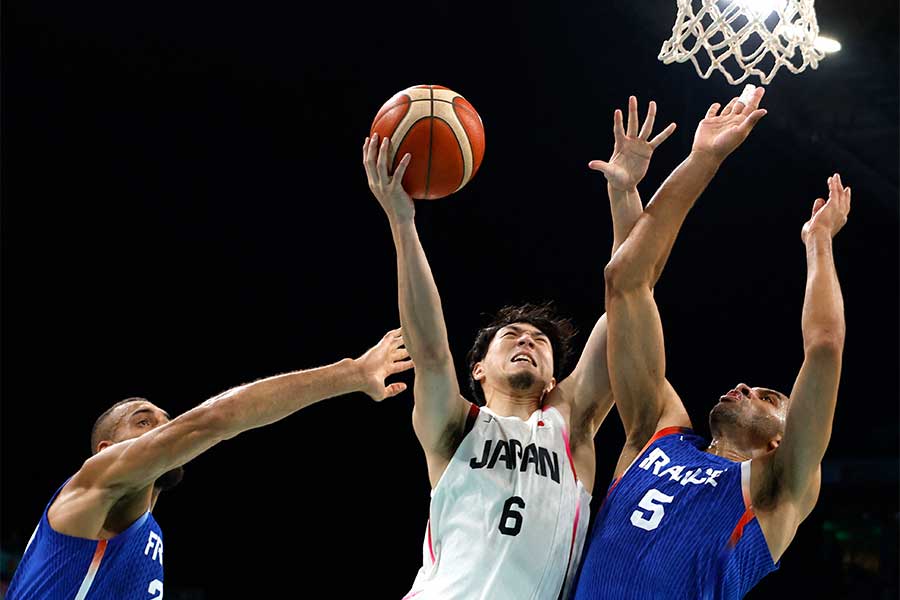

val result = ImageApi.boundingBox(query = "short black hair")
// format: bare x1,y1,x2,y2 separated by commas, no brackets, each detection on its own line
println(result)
90,397,147,454
465,302,576,406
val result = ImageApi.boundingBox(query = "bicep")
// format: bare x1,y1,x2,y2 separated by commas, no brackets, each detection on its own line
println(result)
560,314,614,436
86,405,227,493
411,362,469,456
606,286,687,441
775,347,842,500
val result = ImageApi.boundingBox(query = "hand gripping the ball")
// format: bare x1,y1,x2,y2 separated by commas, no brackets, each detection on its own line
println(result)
363,133,414,225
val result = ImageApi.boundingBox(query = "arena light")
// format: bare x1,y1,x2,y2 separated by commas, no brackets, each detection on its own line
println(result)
815,36,842,53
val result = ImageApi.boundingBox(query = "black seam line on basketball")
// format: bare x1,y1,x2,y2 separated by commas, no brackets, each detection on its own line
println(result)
425,87,434,199
431,115,467,192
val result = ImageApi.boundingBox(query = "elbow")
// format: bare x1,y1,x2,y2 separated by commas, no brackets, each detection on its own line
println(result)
604,258,648,296
193,394,241,441
412,346,454,369
803,330,845,358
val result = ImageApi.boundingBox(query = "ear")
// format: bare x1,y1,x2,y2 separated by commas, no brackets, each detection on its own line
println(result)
96,440,113,453
472,362,485,383
767,436,782,452
545,377,557,394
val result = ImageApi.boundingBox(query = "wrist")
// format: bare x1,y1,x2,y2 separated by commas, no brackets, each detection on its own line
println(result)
608,182,638,195
688,149,725,170
342,357,367,394
804,229,834,247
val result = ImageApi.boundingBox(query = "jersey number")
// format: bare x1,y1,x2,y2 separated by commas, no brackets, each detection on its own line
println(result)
630,489,674,531
148,579,163,599
498,496,526,536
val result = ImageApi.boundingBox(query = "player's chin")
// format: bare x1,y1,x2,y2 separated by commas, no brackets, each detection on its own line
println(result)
155,466,185,491
709,401,741,427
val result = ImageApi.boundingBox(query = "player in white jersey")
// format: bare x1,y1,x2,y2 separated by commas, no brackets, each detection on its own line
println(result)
362,100,676,599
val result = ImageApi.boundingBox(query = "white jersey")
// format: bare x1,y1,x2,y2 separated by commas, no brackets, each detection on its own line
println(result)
404,404,592,600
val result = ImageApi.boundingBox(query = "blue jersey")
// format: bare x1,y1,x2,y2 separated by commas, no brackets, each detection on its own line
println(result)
574,427,778,600
7,481,165,600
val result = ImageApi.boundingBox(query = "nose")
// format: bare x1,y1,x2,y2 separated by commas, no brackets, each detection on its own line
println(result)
736,383,752,397
517,334,535,348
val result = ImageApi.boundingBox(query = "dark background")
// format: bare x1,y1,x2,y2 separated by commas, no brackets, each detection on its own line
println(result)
3,1,898,598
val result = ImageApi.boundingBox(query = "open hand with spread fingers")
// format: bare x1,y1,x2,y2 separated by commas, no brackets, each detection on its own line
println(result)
692,85,768,162
802,173,852,244
589,96,677,192
355,328,415,401
363,133,415,225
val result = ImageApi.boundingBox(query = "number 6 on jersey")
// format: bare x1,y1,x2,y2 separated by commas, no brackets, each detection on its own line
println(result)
630,489,674,531
498,496,526,536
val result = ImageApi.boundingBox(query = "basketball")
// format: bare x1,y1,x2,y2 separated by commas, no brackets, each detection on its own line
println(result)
370,85,485,200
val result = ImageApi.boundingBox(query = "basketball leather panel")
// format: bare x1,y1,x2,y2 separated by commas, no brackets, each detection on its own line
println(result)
453,97,485,179
424,118,465,200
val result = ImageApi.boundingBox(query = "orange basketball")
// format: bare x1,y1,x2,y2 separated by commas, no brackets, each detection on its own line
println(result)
370,85,485,200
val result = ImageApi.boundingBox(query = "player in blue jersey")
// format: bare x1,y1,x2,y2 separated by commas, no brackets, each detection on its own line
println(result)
6,329,413,599
575,86,850,599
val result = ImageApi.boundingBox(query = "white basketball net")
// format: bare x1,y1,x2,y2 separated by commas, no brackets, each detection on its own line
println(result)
659,0,826,84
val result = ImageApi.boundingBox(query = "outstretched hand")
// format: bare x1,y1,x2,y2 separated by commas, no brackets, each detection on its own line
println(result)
363,133,414,224
355,328,415,401
589,96,677,192
692,85,767,162
802,173,851,244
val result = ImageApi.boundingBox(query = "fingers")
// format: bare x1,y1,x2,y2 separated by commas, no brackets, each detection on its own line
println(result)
649,122,677,149
720,97,739,117
737,108,767,136
705,102,721,119
588,159,612,173
376,136,391,182
744,86,765,112
638,100,657,140
392,346,411,361
613,109,625,144
364,134,380,183
626,96,638,137
382,382,408,399
392,153,412,184
812,197,827,216
390,358,415,375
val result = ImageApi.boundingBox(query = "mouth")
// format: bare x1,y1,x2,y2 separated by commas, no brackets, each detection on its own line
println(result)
720,390,742,403
511,353,537,367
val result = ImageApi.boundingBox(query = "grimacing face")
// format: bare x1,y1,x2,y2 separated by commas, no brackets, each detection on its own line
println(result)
473,323,556,397
709,383,789,449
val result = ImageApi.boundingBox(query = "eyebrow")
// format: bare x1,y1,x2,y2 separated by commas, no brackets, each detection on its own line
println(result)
502,325,548,339
130,408,171,420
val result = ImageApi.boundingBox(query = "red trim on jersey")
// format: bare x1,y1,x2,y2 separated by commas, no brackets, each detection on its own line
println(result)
427,519,435,563
603,426,692,504
728,507,756,548
463,403,480,436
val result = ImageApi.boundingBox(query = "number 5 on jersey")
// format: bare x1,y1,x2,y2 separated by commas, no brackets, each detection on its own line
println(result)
630,489,674,531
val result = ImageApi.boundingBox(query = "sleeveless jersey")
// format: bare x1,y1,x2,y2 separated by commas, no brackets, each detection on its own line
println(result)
7,481,166,600
404,405,592,600
574,427,778,600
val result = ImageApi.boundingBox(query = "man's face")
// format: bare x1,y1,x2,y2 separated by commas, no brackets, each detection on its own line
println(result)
102,400,184,490
709,383,789,449
474,322,556,397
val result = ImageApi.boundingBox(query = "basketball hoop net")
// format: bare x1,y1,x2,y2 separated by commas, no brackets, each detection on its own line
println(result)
659,0,827,84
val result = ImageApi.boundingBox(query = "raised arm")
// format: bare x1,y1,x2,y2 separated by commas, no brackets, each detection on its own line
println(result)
756,175,850,559
52,329,414,536
363,134,469,482
557,98,676,445
603,89,768,470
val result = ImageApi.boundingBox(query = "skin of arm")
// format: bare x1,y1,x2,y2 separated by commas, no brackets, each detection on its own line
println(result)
753,174,850,561
50,330,414,537
554,97,677,487
363,134,470,487
602,89,768,474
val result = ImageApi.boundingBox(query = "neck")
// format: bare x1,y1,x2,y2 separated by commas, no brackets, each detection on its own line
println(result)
483,387,544,420
705,436,753,462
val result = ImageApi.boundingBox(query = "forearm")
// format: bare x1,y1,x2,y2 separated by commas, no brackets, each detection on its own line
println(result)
607,151,720,289
210,359,365,437
802,233,846,348
609,185,643,255
391,220,453,364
